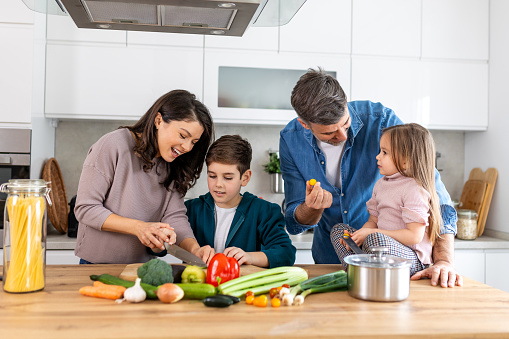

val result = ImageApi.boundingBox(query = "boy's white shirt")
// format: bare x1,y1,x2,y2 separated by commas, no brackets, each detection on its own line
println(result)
317,139,345,189
214,203,238,253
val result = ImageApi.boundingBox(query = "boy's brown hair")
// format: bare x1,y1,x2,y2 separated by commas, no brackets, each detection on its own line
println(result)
205,135,252,176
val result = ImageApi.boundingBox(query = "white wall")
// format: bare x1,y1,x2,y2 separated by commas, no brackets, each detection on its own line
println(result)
464,0,508,234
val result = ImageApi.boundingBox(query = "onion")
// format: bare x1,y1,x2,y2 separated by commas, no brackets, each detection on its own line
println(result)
157,283,184,303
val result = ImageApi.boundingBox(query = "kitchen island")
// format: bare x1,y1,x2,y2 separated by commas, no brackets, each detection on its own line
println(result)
1,264,509,338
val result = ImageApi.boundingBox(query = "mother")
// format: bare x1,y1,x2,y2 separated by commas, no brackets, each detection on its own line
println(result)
74,89,215,264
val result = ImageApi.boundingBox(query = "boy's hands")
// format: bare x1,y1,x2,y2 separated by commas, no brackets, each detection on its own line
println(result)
223,247,251,265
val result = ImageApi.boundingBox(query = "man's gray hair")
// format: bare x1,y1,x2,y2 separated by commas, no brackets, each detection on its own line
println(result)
290,67,348,125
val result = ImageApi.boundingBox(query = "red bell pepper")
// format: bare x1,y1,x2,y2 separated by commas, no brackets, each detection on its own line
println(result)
206,253,240,287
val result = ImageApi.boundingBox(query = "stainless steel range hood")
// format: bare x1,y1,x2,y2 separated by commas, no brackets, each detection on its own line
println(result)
22,0,306,36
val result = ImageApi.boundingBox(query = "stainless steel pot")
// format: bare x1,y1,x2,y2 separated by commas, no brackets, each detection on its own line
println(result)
343,246,411,302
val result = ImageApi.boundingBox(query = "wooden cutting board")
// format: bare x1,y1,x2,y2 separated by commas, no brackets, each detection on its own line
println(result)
119,263,266,282
459,179,487,214
467,168,498,237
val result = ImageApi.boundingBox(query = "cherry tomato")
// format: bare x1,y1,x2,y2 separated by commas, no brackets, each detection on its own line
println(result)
245,295,255,305
253,295,268,307
269,287,279,299
276,286,283,293
271,297,281,308
282,284,290,289
309,179,317,186
245,291,255,298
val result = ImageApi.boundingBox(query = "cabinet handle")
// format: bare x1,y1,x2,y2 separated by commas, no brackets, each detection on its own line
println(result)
0,156,12,165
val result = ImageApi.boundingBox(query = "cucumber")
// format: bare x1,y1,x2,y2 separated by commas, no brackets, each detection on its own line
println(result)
202,295,233,308
90,274,158,299
174,283,217,300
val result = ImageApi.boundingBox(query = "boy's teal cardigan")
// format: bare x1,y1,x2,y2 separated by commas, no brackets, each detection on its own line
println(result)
185,192,296,268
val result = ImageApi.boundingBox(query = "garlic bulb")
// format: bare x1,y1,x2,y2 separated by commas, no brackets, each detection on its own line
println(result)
123,278,146,303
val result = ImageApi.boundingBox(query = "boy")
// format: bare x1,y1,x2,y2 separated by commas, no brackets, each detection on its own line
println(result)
185,135,296,268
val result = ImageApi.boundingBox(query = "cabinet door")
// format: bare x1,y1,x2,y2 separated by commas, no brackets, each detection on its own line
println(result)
486,251,509,293
0,0,34,24
350,57,422,124
45,44,203,119
46,13,126,43
127,31,204,48
454,249,485,283
279,0,351,54
205,26,279,51
46,250,80,265
0,24,33,124
422,0,489,60
203,49,350,125
420,61,488,130
352,0,421,57
295,250,314,265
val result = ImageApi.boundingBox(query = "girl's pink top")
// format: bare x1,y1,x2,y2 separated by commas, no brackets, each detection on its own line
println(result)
366,172,432,264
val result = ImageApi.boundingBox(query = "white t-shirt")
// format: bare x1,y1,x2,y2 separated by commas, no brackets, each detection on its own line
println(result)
317,139,345,189
214,204,237,253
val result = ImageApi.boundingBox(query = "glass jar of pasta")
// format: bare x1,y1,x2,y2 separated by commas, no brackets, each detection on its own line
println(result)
1,179,51,293
456,209,478,240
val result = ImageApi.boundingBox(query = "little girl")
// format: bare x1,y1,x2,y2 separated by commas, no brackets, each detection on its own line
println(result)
330,123,441,275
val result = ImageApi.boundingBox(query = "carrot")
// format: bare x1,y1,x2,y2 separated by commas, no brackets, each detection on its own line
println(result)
93,281,127,294
79,285,126,300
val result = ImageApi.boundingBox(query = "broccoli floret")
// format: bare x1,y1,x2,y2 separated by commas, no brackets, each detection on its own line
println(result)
137,258,173,286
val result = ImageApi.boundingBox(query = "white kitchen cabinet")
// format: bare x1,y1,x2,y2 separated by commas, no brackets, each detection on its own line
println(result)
420,60,488,130
127,30,204,48
203,49,350,125
205,26,278,51
0,0,34,24
295,249,314,265
486,251,509,293
0,24,33,125
422,0,489,60
45,43,203,120
352,0,421,58
350,57,488,130
350,57,422,124
46,14,126,44
46,250,80,265
454,249,485,283
279,0,351,55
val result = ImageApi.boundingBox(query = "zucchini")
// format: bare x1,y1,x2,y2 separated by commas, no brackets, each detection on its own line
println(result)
174,283,217,300
202,295,233,308
90,274,158,299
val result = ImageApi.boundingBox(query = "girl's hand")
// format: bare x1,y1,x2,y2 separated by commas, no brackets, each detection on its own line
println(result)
195,245,215,265
305,181,333,210
224,247,250,265
351,227,375,247
138,222,175,250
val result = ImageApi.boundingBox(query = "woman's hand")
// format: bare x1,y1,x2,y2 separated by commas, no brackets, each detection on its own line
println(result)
224,247,251,265
195,245,215,265
138,222,176,251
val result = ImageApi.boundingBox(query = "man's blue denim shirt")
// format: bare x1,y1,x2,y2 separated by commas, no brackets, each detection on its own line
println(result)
279,100,458,264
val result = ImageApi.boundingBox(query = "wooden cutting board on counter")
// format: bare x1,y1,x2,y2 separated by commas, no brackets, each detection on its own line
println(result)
460,167,498,237
119,263,266,281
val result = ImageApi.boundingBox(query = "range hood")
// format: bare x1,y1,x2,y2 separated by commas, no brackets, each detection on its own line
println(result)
22,0,306,36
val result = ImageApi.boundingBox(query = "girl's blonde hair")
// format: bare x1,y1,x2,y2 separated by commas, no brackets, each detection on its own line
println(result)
382,123,441,245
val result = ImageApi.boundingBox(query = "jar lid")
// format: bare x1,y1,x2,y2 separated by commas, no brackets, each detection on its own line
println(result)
343,246,411,269
457,209,478,218
0,179,50,194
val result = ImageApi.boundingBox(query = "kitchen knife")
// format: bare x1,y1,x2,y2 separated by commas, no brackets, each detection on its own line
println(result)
164,243,207,268
342,233,364,254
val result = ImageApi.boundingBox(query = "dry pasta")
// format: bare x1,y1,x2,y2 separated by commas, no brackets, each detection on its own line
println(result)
4,194,45,293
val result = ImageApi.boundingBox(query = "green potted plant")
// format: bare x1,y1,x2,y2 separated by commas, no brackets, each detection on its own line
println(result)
263,152,284,193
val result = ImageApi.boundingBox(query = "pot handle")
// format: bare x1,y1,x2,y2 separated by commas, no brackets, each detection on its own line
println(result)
370,246,388,261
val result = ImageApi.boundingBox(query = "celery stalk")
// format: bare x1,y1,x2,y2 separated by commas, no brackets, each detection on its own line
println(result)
218,266,308,298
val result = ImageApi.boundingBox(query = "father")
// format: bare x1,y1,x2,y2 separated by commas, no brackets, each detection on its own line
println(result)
280,68,462,287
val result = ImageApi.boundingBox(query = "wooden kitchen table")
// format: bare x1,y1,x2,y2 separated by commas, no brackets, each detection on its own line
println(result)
1,264,509,339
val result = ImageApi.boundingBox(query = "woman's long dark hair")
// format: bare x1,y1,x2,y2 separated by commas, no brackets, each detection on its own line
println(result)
122,90,214,196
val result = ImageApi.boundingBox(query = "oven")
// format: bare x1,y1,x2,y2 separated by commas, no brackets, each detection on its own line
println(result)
0,128,31,232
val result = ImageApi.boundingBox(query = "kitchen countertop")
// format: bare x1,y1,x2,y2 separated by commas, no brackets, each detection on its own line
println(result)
1,264,509,338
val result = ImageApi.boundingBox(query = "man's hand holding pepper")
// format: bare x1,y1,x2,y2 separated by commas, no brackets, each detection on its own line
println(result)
295,180,333,226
